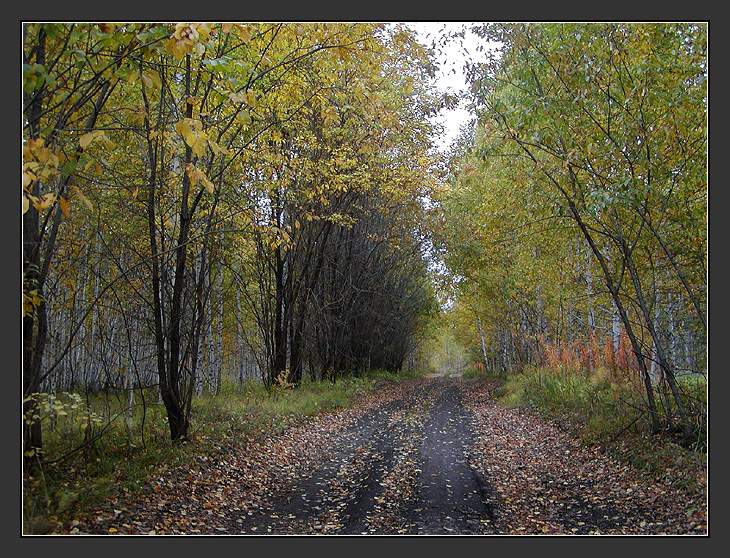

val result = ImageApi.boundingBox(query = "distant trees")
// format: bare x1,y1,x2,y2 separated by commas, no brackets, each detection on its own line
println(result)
228,24,439,387
22,23,438,456
23,23,148,461
305,194,436,379
437,23,706,437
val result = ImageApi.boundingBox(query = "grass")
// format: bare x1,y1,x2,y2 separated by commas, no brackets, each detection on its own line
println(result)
23,370,419,533
494,366,706,483
462,367,503,380
361,368,424,382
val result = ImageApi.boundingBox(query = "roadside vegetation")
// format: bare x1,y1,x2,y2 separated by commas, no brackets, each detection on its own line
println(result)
433,22,706,488
24,370,421,533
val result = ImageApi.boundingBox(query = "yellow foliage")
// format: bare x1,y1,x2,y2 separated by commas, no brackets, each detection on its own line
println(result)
175,118,209,158
79,130,106,149
186,164,215,194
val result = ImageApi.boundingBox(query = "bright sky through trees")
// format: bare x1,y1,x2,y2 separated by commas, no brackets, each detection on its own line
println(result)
22,22,706,536
409,22,497,151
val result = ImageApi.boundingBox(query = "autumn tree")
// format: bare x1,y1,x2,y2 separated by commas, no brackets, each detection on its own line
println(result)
437,22,706,436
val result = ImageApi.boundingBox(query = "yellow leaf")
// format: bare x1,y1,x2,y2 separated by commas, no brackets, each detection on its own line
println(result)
165,37,189,59
191,137,208,158
186,164,215,194
22,195,29,215
33,193,56,211
151,71,163,90
196,23,213,41
175,119,192,140
79,130,105,149
22,169,35,190
208,139,229,157
235,24,252,42
142,70,162,89
59,196,70,217
72,185,93,211
30,290,42,306
175,118,208,156
201,175,215,194
336,45,349,61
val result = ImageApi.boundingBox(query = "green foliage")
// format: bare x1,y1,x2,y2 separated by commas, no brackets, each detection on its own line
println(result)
209,376,374,421
462,367,497,380
361,368,424,382
500,368,621,429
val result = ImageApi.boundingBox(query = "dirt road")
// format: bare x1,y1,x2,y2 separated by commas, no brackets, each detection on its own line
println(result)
77,377,706,535
237,379,496,534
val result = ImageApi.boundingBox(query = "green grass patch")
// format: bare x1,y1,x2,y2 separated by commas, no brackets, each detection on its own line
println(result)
361,368,424,382
462,367,504,381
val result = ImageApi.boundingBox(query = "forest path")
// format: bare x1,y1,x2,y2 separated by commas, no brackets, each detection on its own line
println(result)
237,377,496,534
77,377,705,535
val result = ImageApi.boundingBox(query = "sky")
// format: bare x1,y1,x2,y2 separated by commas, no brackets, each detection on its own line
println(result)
407,23,491,152
399,24,486,284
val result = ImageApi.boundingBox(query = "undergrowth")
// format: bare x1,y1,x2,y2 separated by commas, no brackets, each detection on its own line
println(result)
23,370,418,533
494,367,706,486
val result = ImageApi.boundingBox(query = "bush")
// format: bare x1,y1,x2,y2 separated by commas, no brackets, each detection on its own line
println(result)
500,368,623,434
675,374,707,451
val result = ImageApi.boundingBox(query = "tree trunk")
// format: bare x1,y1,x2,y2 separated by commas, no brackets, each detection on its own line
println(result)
476,317,489,373
23,26,46,467
624,245,691,436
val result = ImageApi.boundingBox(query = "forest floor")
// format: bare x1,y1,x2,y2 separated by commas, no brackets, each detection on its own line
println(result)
65,377,706,535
